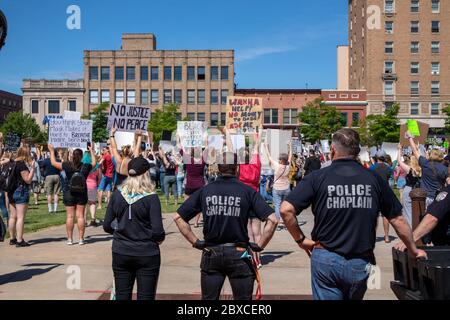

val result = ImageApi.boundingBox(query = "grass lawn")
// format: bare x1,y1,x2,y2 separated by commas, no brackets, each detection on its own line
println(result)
4,191,183,235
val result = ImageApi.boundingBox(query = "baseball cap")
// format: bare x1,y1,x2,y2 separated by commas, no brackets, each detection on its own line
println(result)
128,157,150,177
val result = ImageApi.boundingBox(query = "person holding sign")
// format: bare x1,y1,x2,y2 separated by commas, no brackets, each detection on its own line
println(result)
158,146,179,206
48,143,96,245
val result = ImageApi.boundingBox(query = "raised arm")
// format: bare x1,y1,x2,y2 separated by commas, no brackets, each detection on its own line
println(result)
109,128,123,167
134,130,143,158
397,144,411,173
264,143,277,167
89,143,97,168
158,146,170,168
224,127,234,153
287,142,293,164
406,131,420,159
48,144,63,171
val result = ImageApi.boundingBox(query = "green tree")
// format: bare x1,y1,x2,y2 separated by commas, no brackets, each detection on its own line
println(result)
0,112,47,144
442,104,450,136
357,103,400,147
297,98,343,143
84,102,109,143
148,103,182,144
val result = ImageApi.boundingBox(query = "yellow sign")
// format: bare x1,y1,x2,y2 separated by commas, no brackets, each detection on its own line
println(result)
226,97,263,134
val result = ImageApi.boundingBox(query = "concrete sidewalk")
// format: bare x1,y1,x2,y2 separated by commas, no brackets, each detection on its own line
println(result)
0,210,397,300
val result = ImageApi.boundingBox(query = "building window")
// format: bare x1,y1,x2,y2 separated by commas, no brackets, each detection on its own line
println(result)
89,67,99,80
385,21,394,34
264,109,278,124
410,42,419,54
101,66,110,81
431,62,440,75
151,67,159,80
127,90,136,104
89,90,99,104
431,81,440,95
384,61,394,73
210,90,219,105
211,67,219,81
101,90,110,103
410,81,419,95
187,67,195,81
411,21,419,33
174,66,182,81
410,103,419,115
385,41,394,54
48,100,60,114
115,67,124,81
221,90,228,105
151,90,159,104
352,112,360,126
221,66,229,80
164,90,172,104
197,67,206,81
164,67,172,81
220,113,226,126
126,67,135,81
174,89,182,104
431,41,440,54
431,21,440,33
187,113,195,121
283,109,298,125
141,90,149,105
198,90,205,104
432,0,440,13
210,113,219,126
141,66,149,81
385,0,394,13
384,81,394,95
410,0,419,13
115,90,124,104
68,100,76,112
341,113,348,127
31,100,39,114
187,90,195,105
197,113,205,122
410,62,419,74
431,103,440,115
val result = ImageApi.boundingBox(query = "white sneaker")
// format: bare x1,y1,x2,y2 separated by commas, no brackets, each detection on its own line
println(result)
66,239,74,245
78,239,85,246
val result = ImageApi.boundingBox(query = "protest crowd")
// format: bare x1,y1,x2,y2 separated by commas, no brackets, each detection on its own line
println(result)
1,102,450,301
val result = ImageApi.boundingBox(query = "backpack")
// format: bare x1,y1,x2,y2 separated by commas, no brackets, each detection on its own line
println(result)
0,161,18,193
69,166,87,194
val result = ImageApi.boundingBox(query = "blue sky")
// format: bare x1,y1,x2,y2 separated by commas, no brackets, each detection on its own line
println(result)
0,0,347,95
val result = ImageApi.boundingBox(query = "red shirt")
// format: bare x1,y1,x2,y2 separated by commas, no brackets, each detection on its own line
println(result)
102,153,114,178
239,154,261,192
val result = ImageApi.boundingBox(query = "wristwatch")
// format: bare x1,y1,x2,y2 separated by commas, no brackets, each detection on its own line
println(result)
295,234,306,245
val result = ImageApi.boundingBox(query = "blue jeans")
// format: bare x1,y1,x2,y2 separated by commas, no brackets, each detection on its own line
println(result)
311,249,372,300
159,171,165,194
260,175,273,203
176,174,185,198
272,188,290,220
0,191,8,220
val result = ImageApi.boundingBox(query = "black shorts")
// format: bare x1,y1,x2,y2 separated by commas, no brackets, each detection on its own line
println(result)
185,187,201,196
63,190,88,207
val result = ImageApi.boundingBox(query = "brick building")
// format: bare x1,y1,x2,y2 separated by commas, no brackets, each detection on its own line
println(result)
0,90,22,124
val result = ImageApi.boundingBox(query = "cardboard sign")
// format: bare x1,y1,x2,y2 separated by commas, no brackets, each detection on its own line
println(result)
226,97,263,134
64,110,81,120
107,104,151,133
400,120,429,146
5,133,21,151
49,119,93,149
177,121,207,148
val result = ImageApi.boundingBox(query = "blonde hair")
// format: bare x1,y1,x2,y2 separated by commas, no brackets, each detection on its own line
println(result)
410,156,422,177
429,149,444,162
123,173,155,195
15,146,31,163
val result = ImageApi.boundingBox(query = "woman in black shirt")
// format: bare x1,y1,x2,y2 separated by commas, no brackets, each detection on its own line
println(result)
8,146,36,247
49,144,96,245
104,156,165,300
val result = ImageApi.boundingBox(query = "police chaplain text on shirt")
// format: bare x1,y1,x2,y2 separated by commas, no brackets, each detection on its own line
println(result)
280,128,427,300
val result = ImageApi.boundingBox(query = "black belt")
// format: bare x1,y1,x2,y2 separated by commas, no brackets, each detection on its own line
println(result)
206,242,249,249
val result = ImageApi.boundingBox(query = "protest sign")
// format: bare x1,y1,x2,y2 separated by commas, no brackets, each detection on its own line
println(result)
64,110,81,120
230,135,245,151
49,119,92,149
292,138,302,155
226,96,263,134
107,104,151,133
162,130,173,142
114,131,135,150
159,141,175,154
208,135,224,151
381,142,398,162
177,121,207,148
400,120,429,146
5,133,21,151
320,140,330,154
359,146,370,162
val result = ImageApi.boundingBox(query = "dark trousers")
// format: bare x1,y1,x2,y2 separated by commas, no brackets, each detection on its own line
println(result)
112,253,161,300
201,246,255,300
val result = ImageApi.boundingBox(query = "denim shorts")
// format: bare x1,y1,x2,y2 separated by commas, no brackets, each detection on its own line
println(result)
12,185,30,205
98,176,113,192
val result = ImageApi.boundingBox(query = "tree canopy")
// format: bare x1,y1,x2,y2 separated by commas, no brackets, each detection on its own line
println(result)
442,104,450,136
83,102,109,143
0,112,47,144
148,103,181,144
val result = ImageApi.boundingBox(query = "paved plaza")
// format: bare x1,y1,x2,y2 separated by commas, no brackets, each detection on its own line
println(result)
0,209,397,300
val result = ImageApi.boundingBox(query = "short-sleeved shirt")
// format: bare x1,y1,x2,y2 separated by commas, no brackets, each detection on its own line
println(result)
15,161,30,186
285,159,402,258
102,153,114,178
369,162,393,183
62,162,92,192
426,185,450,245
42,158,60,177
181,150,206,190
418,156,448,198
272,162,290,191
239,153,261,192
304,156,321,176
177,176,273,245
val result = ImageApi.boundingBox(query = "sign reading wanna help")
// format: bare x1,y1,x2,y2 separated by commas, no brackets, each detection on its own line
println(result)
177,121,207,148
49,119,92,149
226,97,263,134
107,104,151,133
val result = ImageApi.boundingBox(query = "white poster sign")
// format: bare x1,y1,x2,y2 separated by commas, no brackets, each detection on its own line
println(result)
114,131,135,150
177,121,207,148
321,140,331,154
107,104,151,133
49,119,92,149
64,110,81,120
381,142,399,162
208,135,224,151
230,135,245,151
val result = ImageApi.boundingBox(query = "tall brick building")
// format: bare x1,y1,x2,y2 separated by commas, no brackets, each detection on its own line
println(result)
0,90,22,124
83,33,234,126
349,0,449,132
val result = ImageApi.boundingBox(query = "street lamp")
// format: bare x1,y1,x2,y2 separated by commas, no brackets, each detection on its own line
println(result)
0,10,7,51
